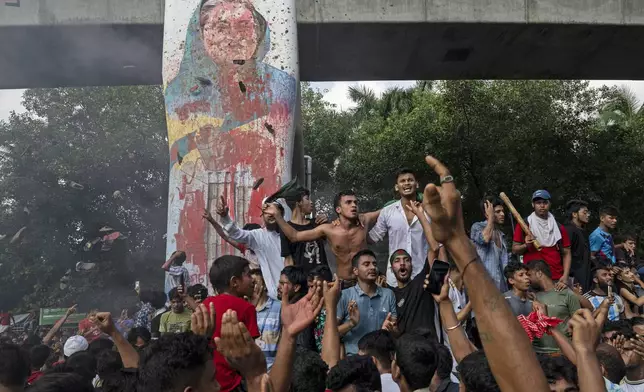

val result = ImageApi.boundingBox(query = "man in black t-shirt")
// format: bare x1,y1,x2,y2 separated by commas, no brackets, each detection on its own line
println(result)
389,249,436,337
281,188,328,275
563,200,591,291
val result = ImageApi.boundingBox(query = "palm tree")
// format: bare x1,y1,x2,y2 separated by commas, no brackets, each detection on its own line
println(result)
347,85,378,120
600,85,644,128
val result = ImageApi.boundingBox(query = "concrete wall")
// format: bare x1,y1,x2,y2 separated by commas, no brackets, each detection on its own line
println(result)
3,0,644,26
2,0,644,88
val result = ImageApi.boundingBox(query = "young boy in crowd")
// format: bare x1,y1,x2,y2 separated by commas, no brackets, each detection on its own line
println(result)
159,287,192,334
201,255,259,392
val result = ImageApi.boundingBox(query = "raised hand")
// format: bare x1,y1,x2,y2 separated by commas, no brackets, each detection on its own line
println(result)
216,195,229,217
323,274,342,310
66,304,78,316
421,156,466,244
348,300,360,327
381,313,395,331
95,312,117,335
215,310,266,380
191,302,216,337
202,208,215,222
431,276,450,303
484,200,494,221
281,280,323,336
375,275,387,288
404,201,425,218
568,309,600,353
262,203,282,219
315,213,328,225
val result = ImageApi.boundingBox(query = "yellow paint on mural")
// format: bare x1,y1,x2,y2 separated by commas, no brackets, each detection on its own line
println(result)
166,114,266,146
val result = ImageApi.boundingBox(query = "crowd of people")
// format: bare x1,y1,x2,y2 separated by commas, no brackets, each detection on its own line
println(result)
1,155,644,392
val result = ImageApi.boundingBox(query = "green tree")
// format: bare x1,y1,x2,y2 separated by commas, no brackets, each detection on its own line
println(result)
0,86,168,312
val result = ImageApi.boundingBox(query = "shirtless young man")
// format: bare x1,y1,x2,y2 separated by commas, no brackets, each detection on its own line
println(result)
263,190,380,285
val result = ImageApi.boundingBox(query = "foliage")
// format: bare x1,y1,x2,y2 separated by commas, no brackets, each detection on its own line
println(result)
0,86,168,312
302,81,644,243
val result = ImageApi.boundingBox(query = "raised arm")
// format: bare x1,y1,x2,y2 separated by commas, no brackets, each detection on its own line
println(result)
433,283,476,362
421,156,549,392
42,305,76,345
360,209,382,229
263,203,327,242
216,195,257,247
202,209,244,251
321,275,342,368
480,201,496,244
405,201,441,264
96,312,139,368
161,251,184,271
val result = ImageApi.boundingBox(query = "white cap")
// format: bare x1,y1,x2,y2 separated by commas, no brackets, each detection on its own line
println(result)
64,335,89,357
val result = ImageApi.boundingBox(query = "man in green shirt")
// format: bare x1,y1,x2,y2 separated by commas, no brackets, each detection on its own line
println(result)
159,287,192,334
526,259,580,354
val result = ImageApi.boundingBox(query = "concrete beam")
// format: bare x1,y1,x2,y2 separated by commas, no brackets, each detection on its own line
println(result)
1,0,644,88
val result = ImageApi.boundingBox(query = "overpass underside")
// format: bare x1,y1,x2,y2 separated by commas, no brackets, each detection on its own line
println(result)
2,22,644,88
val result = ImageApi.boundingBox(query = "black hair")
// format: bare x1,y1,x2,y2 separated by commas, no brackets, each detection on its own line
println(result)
394,333,437,390
334,190,357,209
65,351,97,384
596,343,626,384
526,259,552,279
308,265,333,282
357,330,395,370
395,168,416,182
31,344,52,369
172,251,187,265
242,223,262,231
0,342,30,389
281,265,309,294
631,317,644,328
292,347,328,392
434,342,454,381
137,333,213,392
503,261,527,287
618,234,636,244
149,291,168,309
209,255,249,293
480,196,503,216
187,284,208,301
602,320,634,339
127,327,151,347
599,205,619,218
29,372,94,392
96,349,123,380
100,368,138,392
565,199,589,221
537,354,578,388
88,337,114,357
168,287,182,301
351,249,377,269
286,187,311,210
458,351,500,392
326,355,381,392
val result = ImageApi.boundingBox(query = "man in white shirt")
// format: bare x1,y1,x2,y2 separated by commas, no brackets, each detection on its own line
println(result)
369,168,436,287
205,195,284,300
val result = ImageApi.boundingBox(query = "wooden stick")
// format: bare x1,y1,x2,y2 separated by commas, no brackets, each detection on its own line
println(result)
499,192,541,251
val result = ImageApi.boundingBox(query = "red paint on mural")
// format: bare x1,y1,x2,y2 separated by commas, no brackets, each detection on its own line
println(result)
175,180,208,282
175,100,211,122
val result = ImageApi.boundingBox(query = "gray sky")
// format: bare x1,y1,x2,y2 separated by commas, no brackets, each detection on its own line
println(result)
2,80,644,120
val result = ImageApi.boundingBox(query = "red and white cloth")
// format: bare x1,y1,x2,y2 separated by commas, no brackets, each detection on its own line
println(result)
518,311,563,341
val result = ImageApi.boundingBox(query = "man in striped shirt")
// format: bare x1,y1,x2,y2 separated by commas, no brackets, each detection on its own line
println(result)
470,196,509,291
250,269,281,370
584,263,625,321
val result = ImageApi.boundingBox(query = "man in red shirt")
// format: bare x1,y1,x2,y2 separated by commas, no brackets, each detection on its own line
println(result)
201,255,259,392
512,190,572,291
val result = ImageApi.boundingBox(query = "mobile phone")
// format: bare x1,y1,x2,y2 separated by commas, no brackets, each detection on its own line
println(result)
608,285,613,298
134,281,140,293
428,259,450,295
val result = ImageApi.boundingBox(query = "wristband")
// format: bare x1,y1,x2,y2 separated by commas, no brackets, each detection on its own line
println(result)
445,322,461,331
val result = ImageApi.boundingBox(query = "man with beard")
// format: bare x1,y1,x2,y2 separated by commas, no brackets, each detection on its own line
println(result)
471,196,509,291
590,206,619,264
278,266,316,351
584,262,626,321
336,249,397,355
207,195,285,299
564,200,592,291
512,190,572,291
525,259,580,354
265,191,380,287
